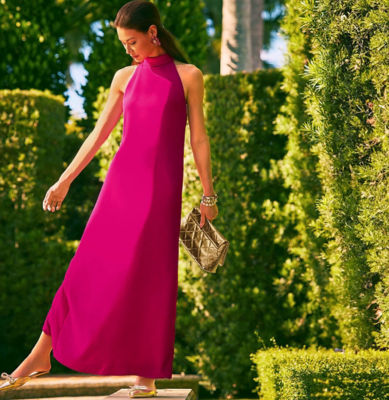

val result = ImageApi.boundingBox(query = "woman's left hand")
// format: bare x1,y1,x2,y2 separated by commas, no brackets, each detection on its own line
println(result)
43,179,71,213
199,203,218,228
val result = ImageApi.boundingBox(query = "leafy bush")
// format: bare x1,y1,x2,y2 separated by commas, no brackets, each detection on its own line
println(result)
0,89,76,369
277,0,389,350
251,346,389,399
301,0,389,348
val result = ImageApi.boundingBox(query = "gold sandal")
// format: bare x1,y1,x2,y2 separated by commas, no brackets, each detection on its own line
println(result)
128,384,158,398
0,369,50,391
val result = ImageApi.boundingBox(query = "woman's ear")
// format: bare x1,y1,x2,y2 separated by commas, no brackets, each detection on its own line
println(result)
148,24,157,37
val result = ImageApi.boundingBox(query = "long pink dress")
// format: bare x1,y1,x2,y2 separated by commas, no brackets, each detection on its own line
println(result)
42,53,187,378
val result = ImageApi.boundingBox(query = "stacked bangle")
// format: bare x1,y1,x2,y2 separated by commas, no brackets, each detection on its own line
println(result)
200,193,218,207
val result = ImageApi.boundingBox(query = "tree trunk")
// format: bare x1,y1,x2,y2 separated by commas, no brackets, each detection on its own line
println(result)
220,0,264,74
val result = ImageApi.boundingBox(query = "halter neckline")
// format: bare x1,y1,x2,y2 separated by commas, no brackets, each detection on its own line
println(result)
144,53,173,67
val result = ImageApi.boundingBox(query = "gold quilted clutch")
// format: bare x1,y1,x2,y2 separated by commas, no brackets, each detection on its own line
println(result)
179,207,230,273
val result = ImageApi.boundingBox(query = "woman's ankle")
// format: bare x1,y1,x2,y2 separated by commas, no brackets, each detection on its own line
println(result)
134,377,155,388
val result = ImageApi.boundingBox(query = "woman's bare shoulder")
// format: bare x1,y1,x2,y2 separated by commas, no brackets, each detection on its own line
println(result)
177,62,203,81
174,62,202,87
115,65,138,94
174,61,199,73
173,62,199,103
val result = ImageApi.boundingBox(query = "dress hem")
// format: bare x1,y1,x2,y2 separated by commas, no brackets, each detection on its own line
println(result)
50,346,172,379
42,322,173,378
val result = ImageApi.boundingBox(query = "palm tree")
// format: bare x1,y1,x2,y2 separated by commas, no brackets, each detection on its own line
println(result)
220,0,264,74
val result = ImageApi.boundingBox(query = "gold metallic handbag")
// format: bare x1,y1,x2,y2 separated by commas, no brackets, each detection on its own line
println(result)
179,207,230,273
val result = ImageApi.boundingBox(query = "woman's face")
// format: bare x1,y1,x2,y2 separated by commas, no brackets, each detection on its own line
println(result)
116,26,156,62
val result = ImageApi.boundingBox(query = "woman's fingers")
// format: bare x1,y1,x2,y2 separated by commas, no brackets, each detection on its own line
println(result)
48,198,61,212
43,189,63,212
43,192,49,209
53,199,62,211
43,180,70,212
43,188,55,210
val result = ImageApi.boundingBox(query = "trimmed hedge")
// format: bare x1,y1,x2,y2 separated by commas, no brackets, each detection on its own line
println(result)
0,89,76,366
273,0,336,347
251,346,389,399
302,0,389,348
277,0,389,349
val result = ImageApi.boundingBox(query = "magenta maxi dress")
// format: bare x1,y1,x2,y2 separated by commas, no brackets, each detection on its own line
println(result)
42,53,187,378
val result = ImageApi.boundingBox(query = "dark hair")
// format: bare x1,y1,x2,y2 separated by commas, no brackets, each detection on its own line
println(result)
112,0,189,65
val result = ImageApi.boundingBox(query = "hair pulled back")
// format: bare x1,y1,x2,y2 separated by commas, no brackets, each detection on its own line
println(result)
112,0,189,64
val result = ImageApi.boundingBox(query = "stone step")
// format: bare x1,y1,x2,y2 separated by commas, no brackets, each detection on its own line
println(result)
106,388,195,399
0,374,200,400
16,389,195,400
18,398,106,400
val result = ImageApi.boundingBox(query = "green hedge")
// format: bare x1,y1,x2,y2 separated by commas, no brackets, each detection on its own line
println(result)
276,0,389,349
272,0,336,348
251,346,389,399
0,89,76,367
301,0,389,348
348,0,389,350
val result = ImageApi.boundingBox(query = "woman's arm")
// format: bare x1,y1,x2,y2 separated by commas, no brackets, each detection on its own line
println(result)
58,69,126,185
187,66,218,225
187,67,215,197
43,67,129,212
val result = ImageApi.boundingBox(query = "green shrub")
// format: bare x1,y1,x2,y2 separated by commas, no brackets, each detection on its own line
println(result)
251,346,389,399
273,0,336,348
277,0,389,349
301,0,389,348
0,89,76,368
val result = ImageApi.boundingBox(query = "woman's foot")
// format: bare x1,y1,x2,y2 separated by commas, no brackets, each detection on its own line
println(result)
133,376,156,390
9,352,51,379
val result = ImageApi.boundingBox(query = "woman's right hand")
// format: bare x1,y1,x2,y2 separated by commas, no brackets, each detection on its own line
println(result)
42,180,71,213
199,203,218,228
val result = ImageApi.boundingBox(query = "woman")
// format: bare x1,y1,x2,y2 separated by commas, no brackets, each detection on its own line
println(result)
0,0,218,397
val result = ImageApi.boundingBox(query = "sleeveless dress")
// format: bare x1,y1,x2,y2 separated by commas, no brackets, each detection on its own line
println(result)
42,53,188,379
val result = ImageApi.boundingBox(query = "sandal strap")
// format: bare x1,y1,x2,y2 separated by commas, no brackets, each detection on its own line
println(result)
130,385,156,390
